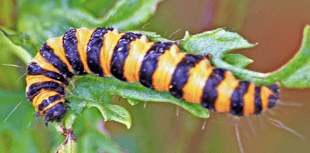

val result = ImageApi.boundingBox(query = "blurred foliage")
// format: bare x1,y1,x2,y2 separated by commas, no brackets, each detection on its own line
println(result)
1,0,161,152
1,0,310,152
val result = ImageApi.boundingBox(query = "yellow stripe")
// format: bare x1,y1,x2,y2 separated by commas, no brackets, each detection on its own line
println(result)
214,71,239,113
260,86,273,111
26,75,63,93
32,90,62,115
123,35,153,82
101,29,124,76
46,36,74,73
243,83,255,115
182,58,212,103
152,45,185,91
76,28,96,73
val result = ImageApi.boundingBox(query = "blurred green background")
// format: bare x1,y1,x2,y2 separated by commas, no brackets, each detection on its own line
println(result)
1,0,310,152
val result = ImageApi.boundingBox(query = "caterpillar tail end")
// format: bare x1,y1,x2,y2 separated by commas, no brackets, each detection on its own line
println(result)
267,82,281,109
44,103,67,126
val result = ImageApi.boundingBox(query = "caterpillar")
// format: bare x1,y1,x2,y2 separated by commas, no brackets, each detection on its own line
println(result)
26,27,280,125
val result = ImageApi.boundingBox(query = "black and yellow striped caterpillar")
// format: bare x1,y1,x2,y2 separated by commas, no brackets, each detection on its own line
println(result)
26,27,280,125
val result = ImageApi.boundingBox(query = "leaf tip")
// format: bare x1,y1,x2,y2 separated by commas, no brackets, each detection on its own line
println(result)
303,24,310,38
183,31,190,40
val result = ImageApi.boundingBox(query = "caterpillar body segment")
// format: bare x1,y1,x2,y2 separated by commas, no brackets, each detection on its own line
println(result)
26,27,280,124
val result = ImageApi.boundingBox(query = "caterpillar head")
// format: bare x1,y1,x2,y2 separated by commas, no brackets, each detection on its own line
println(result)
44,103,67,126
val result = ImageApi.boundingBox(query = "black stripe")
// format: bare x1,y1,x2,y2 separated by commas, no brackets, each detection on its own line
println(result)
110,32,142,81
27,62,68,84
38,94,62,111
63,28,86,75
38,100,49,111
230,81,250,116
268,95,277,108
27,81,64,102
169,54,204,99
201,68,226,110
268,84,279,98
139,42,173,89
40,43,74,78
87,28,110,76
254,86,262,114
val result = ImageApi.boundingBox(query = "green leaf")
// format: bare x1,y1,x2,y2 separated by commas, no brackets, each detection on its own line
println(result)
180,28,255,56
0,31,32,90
179,25,310,88
92,104,132,129
131,30,172,42
60,111,77,129
179,26,310,88
1,26,42,57
0,31,32,66
179,28,275,85
66,75,210,120
80,130,122,153
65,76,132,129
224,54,253,68
17,0,160,43
102,0,161,30
266,25,310,88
